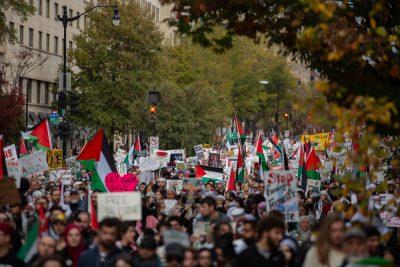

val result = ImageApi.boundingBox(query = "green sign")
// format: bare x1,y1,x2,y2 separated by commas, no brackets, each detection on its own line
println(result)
227,132,238,141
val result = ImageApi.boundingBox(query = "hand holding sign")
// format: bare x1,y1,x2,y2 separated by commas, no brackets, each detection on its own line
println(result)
105,173,138,192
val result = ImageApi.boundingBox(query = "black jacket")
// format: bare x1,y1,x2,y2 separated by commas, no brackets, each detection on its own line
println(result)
77,246,123,267
235,244,285,267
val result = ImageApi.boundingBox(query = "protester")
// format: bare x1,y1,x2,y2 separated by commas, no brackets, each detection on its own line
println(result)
29,236,57,266
0,222,26,267
59,224,86,267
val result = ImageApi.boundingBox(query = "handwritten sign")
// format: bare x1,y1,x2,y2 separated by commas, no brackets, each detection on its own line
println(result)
97,192,142,221
194,145,205,160
19,151,49,176
264,170,299,222
301,133,330,151
47,149,63,169
139,157,160,172
65,156,81,176
163,230,190,248
105,173,138,192
5,161,22,188
3,144,18,161
166,179,183,194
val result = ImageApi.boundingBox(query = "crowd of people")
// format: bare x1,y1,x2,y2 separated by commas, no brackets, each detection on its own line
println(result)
0,154,399,267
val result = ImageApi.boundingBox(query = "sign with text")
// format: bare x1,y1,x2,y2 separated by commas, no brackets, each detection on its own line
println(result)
301,133,330,151
149,136,159,155
264,170,299,222
3,144,18,162
163,230,190,248
5,160,22,188
194,145,205,160
139,157,160,172
97,192,142,221
166,179,183,194
47,149,63,169
105,173,138,192
306,179,321,195
19,151,49,176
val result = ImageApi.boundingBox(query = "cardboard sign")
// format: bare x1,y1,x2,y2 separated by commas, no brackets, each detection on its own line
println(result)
97,192,142,221
149,136,159,155
3,144,18,161
264,170,299,222
194,145,205,159
105,173,139,192
166,179,183,194
47,149,63,169
19,151,49,176
139,157,160,172
5,160,22,188
301,133,330,151
163,230,190,248
0,179,20,206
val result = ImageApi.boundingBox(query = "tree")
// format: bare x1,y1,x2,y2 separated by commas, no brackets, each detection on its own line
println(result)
161,0,400,135
0,0,34,43
69,0,162,140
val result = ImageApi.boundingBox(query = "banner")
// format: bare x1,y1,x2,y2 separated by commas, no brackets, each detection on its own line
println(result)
139,157,160,172
3,144,18,162
300,133,330,151
194,145,205,160
152,149,186,165
97,192,142,221
264,170,299,222
47,149,63,170
19,151,49,176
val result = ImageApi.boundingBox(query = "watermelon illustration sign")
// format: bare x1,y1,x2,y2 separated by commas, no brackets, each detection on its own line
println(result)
263,170,299,222
152,149,186,166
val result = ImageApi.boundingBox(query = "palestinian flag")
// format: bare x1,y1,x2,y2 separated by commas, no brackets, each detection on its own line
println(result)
77,129,117,192
236,145,245,183
22,119,52,151
225,164,236,191
19,137,28,157
267,134,282,159
255,132,268,171
305,147,321,180
195,165,224,184
298,145,307,190
124,134,141,167
234,111,245,142
17,222,38,263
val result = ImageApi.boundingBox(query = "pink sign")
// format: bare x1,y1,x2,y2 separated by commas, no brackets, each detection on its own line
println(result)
105,172,138,192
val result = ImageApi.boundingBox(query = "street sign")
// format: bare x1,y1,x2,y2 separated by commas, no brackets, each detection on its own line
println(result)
49,113,60,125
149,136,159,155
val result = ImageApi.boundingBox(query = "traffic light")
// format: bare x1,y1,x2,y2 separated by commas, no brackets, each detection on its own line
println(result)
149,105,157,120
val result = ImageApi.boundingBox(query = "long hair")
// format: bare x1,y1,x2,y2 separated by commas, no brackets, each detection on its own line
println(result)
315,213,343,265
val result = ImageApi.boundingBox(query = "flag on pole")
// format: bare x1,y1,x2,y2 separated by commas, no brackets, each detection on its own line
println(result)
17,222,39,263
21,119,52,151
255,132,268,171
236,144,245,183
19,137,28,156
77,129,117,192
305,147,321,180
233,110,245,142
124,134,141,167
226,165,236,191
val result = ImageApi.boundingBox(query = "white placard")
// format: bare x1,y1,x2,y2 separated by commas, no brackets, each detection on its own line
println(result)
264,170,299,222
139,157,160,172
19,151,49,176
6,160,22,188
3,144,18,162
97,192,142,221
149,136,159,156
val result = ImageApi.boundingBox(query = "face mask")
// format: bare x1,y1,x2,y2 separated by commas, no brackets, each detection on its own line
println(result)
70,199,79,204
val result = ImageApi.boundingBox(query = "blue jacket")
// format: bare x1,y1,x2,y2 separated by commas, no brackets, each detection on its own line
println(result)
78,246,123,267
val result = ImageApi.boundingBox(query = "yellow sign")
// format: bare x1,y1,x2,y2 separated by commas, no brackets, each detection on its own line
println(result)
301,133,330,151
47,149,63,169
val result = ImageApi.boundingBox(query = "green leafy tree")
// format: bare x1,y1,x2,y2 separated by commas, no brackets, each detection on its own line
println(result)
0,0,34,43
69,0,162,140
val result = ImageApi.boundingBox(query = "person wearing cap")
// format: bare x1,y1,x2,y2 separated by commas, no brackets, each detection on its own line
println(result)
68,189,86,214
133,234,161,267
0,222,26,267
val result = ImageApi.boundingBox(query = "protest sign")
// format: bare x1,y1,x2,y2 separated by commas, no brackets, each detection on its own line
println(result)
264,170,299,222
163,230,190,248
65,156,81,176
153,150,170,167
139,171,154,185
176,161,186,172
193,221,211,237
47,149,63,169
194,145,205,160
166,179,183,194
5,161,22,188
208,153,220,167
301,133,330,151
105,173,138,192
306,179,321,195
149,136,159,155
97,192,142,221
164,199,178,215
3,144,18,162
170,149,185,162
182,178,202,193
62,173,72,185
0,178,20,206
19,151,49,176
139,157,160,172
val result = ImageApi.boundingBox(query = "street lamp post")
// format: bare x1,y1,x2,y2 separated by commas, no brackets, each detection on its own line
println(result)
260,80,280,135
58,4,119,158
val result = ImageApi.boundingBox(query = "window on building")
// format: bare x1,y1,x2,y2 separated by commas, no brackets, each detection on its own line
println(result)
8,22,15,43
45,82,49,104
54,36,58,54
38,31,42,49
46,0,50,17
46,33,50,51
54,2,59,20
76,12,80,29
29,28,34,47
27,79,32,103
36,81,41,104
52,84,57,103
69,9,73,26
19,25,24,44
38,0,42,15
